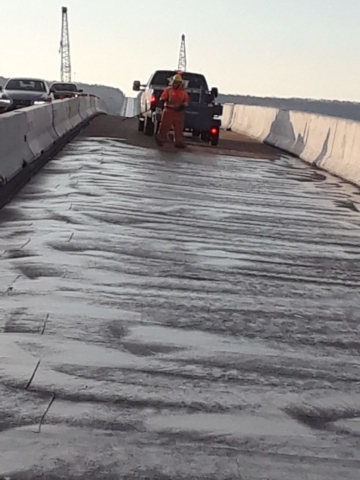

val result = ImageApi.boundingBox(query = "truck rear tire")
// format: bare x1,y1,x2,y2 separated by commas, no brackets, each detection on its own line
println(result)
138,117,144,132
211,134,219,146
144,116,154,136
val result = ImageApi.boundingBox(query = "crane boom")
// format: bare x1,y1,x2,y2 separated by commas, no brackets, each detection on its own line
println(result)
60,6,72,82
178,34,187,72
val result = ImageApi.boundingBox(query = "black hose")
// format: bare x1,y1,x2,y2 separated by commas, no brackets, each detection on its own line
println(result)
122,109,151,122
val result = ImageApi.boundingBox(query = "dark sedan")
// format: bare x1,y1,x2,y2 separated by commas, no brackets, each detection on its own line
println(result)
0,78,52,111
49,82,83,100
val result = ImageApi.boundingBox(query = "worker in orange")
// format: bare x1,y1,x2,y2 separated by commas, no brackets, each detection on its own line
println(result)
156,74,190,148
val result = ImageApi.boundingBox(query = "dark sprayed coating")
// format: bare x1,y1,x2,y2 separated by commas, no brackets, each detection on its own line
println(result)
1,136,360,479
80,115,281,159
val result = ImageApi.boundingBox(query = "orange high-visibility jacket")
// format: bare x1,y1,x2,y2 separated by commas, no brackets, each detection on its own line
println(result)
160,86,190,107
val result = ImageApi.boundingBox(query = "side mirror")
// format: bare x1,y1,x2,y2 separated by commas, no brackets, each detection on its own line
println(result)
211,87,218,98
0,86,3,91
133,80,141,92
49,88,55,94
78,89,83,93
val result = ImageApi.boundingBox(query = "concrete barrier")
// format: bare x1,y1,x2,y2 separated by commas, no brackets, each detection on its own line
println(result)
94,97,107,114
89,96,96,115
222,103,360,187
24,105,58,159
68,97,82,129
79,96,91,120
0,96,107,186
52,100,72,137
323,119,360,185
0,111,34,184
221,104,235,130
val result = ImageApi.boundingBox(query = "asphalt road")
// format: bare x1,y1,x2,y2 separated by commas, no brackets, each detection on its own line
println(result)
1,120,360,479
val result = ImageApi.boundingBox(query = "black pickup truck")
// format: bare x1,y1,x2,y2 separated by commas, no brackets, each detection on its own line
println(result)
133,70,223,146
49,82,84,100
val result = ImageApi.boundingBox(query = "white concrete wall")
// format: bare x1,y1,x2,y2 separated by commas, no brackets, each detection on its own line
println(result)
0,96,107,185
222,103,360,186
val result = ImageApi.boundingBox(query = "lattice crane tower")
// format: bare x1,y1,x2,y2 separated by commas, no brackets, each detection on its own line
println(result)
178,34,187,72
60,6,72,82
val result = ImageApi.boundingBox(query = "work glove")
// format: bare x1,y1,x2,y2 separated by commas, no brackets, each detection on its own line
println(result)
174,104,186,112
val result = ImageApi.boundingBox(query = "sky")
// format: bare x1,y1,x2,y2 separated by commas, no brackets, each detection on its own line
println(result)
1,0,360,100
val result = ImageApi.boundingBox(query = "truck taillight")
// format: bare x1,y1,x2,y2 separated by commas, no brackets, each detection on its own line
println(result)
150,95,156,105
211,127,218,135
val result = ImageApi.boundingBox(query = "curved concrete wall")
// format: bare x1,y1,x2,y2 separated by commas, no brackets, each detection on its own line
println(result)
222,104,360,186
0,96,107,185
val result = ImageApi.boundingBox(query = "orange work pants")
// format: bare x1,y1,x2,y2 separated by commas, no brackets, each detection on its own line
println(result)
157,108,185,146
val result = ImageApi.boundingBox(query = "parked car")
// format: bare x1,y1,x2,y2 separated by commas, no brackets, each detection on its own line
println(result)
0,78,53,111
49,82,83,100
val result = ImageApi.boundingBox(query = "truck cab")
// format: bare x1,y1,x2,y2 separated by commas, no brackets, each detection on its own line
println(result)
133,70,222,146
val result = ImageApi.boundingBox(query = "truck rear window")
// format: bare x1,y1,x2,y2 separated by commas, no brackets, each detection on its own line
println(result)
151,71,208,90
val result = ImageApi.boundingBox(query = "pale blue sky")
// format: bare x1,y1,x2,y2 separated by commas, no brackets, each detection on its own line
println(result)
1,0,359,100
